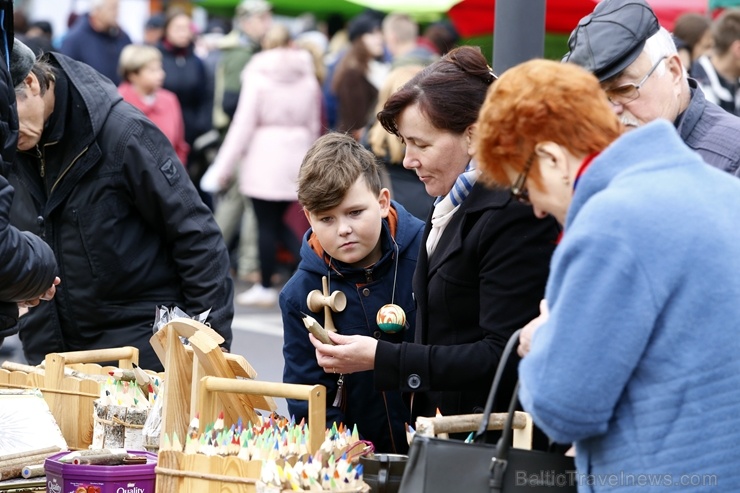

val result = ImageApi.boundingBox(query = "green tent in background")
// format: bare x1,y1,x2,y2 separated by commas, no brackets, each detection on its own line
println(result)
194,0,570,62
709,0,740,10
195,0,365,18
195,0,457,19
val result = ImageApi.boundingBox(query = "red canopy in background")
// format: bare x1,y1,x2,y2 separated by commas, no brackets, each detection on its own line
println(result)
448,0,709,38
645,0,709,31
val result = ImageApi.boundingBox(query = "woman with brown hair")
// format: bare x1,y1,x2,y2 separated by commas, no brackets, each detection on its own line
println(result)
331,11,388,140
309,46,559,429
364,64,433,220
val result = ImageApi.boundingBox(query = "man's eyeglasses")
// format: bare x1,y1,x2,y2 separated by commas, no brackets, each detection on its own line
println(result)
511,152,536,205
604,56,667,105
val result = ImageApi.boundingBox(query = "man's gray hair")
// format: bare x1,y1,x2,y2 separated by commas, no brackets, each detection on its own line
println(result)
643,26,678,78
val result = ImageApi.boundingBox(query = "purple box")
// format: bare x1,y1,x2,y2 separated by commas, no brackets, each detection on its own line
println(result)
44,450,157,493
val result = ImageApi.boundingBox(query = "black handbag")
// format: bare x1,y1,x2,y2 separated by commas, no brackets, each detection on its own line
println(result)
398,330,577,493
360,453,408,493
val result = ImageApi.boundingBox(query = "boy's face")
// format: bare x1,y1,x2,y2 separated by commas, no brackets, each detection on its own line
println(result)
306,176,391,269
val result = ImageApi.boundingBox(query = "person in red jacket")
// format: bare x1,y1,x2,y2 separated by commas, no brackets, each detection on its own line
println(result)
118,44,190,165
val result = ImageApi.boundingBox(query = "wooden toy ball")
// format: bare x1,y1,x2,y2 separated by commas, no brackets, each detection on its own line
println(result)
376,304,406,333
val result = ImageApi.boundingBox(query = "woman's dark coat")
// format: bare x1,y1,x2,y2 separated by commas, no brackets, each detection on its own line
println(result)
375,183,559,421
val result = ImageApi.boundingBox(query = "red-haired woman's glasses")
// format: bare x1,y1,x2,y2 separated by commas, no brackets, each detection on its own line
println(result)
510,152,535,205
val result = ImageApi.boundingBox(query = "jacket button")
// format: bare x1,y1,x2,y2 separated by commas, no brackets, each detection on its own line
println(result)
373,330,381,339
36,216,44,227
407,374,421,389
362,288,370,297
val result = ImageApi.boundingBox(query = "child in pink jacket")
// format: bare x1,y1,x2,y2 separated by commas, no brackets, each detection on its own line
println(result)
118,44,190,165
203,24,322,306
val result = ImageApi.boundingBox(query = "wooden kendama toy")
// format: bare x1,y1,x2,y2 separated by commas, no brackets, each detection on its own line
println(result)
306,276,347,333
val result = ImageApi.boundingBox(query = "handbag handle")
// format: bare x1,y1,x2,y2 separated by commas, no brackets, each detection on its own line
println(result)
496,380,521,461
472,329,522,443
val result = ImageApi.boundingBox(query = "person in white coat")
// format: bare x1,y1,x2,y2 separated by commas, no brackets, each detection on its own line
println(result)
203,24,322,306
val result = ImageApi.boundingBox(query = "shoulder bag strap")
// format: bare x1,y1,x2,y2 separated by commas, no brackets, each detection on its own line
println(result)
473,329,521,443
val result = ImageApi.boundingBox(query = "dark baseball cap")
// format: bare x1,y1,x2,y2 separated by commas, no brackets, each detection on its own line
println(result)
11,38,36,88
562,0,660,82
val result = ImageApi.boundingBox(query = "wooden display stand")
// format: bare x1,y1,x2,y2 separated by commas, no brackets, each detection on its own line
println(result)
415,411,533,449
156,376,326,493
152,319,278,451
0,347,141,450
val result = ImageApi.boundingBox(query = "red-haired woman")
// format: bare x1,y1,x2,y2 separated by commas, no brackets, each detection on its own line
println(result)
475,58,740,487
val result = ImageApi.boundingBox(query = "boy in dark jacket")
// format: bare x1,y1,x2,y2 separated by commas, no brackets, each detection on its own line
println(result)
281,133,423,454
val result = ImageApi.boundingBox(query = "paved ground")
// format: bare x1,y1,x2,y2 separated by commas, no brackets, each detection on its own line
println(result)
0,277,291,416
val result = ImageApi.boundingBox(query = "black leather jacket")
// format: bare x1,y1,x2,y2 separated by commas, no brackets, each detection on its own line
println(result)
5,53,233,370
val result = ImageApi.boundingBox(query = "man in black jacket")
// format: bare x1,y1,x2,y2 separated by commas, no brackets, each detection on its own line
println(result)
7,39,234,371
0,2,59,345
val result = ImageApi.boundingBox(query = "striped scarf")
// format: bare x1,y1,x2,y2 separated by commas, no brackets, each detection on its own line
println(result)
426,162,480,256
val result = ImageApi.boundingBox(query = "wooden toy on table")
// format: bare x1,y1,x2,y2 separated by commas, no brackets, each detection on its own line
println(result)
306,276,346,333
152,318,277,452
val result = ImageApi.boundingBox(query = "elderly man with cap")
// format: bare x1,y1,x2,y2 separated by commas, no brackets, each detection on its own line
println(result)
564,0,740,176
6,39,234,371
0,14,59,346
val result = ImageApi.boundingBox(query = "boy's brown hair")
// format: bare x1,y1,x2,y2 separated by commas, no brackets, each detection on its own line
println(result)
298,133,382,213
713,9,740,56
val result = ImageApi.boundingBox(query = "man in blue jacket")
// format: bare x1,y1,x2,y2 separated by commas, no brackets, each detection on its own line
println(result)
60,0,131,85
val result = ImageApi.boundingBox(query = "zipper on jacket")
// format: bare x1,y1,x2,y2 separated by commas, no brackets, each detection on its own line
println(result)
51,145,89,194
35,145,45,178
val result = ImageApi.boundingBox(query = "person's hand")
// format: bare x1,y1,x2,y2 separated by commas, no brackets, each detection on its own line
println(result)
309,332,378,374
218,173,232,192
17,277,61,309
518,299,549,358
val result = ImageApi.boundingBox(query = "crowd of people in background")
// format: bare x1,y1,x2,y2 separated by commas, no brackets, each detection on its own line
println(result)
11,0,461,309
6,0,740,488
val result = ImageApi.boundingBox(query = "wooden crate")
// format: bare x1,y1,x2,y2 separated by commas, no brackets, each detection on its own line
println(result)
155,376,326,493
153,319,277,450
0,347,144,450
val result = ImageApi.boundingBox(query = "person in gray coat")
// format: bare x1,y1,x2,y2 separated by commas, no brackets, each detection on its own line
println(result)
563,0,740,175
